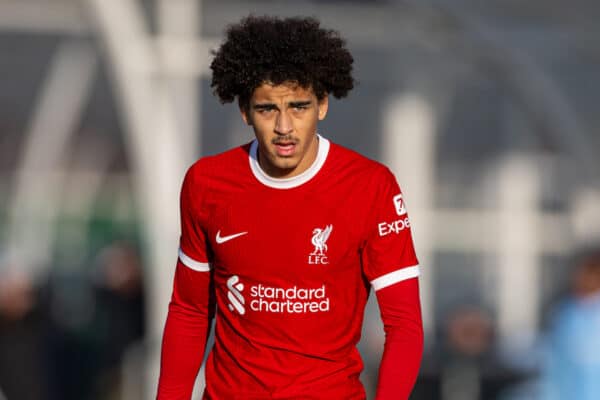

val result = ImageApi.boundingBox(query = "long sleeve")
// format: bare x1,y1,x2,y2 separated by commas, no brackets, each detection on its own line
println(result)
157,164,215,399
374,278,424,400
157,260,215,399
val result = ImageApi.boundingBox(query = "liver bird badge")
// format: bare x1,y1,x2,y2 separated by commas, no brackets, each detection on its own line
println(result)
311,225,333,256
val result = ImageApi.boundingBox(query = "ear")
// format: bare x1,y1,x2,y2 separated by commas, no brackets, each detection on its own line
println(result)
317,95,329,121
240,105,252,126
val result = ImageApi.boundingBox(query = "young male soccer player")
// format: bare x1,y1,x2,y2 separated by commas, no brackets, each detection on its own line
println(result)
157,15,423,400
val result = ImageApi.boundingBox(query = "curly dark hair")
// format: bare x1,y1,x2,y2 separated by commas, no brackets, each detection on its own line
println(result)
210,15,355,107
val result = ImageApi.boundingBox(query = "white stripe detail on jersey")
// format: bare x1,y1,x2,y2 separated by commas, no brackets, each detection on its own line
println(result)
370,265,420,291
178,248,210,272
249,135,330,189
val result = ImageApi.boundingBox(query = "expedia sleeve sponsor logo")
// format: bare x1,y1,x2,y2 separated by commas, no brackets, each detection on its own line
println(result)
226,275,330,315
393,194,407,216
378,217,411,237
376,194,410,237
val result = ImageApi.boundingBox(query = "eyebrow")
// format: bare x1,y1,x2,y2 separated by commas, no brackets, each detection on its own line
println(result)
252,100,313,110
252,103,277,110
289,100,312,107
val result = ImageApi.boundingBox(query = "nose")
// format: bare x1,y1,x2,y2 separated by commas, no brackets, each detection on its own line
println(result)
274,111,293,135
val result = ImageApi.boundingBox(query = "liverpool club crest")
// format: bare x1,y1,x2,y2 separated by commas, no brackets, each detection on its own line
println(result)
308,225,333,265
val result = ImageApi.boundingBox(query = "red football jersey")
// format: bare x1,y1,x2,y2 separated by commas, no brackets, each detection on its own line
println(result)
159,136,420,399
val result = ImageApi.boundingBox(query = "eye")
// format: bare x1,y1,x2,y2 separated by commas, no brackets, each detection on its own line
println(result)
256,106,276,114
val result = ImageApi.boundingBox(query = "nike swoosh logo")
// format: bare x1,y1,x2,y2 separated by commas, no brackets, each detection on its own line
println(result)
216,230,248,244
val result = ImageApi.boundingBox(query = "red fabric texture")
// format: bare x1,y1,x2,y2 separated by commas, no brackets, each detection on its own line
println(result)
157,261,215,399
374,279,423,400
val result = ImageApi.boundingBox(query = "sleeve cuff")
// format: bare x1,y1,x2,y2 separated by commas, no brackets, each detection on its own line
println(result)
370,264,419,291
178,248,210,272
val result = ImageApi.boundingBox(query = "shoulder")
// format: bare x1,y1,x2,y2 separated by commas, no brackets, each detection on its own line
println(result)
327,141,395,184
180,143,252,205
185,143,251,183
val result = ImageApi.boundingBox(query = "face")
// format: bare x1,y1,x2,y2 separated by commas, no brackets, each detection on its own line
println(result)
241,82,328,178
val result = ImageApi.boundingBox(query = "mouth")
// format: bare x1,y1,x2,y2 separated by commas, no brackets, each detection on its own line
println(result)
273,139,298,157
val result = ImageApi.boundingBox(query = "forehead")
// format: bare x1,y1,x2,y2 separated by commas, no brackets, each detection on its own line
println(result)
250,82,316,102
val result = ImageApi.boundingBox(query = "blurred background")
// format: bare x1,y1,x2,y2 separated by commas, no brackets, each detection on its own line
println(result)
1,0,600,399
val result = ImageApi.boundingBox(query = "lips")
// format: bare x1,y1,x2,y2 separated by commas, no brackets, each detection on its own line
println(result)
272,137,298,156
274,142,296,156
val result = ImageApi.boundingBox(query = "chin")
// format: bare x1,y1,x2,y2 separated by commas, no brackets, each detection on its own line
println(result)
276,162,299,173
271,161,299,175
270,154,295,167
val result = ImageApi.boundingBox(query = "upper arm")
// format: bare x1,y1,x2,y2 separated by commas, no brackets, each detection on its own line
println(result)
173,165,215,312
178,165,211,273
362,168,420,293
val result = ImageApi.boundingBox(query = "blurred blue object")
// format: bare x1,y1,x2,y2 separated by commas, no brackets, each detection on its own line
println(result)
541,253,600,400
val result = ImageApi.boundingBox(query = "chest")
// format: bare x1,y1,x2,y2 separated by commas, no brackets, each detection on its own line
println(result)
203,188,366,285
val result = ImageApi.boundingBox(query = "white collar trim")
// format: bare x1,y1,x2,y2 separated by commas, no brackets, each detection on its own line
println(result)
249,135,330,189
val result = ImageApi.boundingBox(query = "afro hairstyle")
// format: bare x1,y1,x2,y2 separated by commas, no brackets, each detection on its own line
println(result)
210,15,355,108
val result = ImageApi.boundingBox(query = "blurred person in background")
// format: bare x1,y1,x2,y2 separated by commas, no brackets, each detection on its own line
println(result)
0,268,47,400
439,305,495,400
438,305,524,400
45,241,145,400
414,304,526,400
541,250,600,400
157,15,423,400
89,241,146,399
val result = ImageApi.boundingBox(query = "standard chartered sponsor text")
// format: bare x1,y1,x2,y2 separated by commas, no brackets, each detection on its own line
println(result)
249,283,330,313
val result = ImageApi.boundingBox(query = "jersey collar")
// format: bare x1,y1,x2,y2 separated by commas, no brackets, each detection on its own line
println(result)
248,135,330,189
